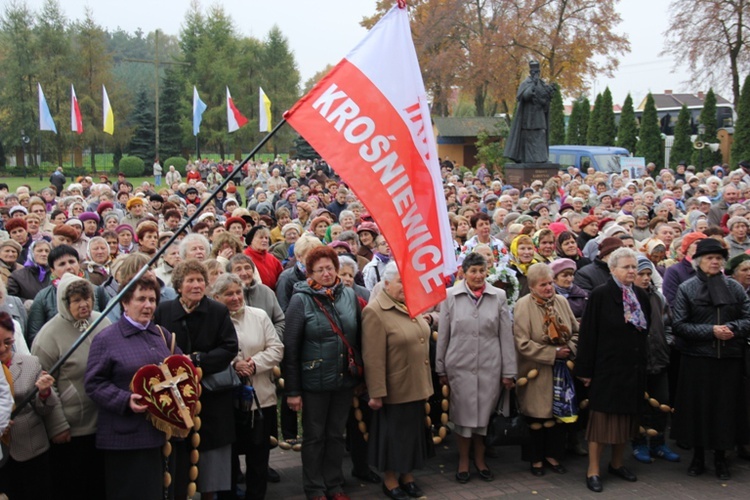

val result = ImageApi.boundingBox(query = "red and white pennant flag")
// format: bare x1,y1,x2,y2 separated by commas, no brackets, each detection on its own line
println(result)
285,2,455,316
227,86,248,133
71,84,83,135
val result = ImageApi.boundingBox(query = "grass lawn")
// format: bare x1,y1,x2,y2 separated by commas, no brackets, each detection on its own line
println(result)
0,176,157,192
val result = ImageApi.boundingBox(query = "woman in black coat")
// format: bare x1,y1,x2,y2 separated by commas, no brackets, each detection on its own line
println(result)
155,260,238,500
671,239,750,480
574,247,650,493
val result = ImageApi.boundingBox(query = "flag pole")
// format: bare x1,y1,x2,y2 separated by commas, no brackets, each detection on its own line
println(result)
11,118,288,418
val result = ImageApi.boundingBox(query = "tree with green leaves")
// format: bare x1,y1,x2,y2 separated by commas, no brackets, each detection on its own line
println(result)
617,93,638,153
670,104,693,168
159,67,185,159
565,99,582,144
579,97,590,145
549,89,565,145
691,87,723,168
636,93,662,168
128,88,154,161
598,87,616,145
732,74,750,166
587,93,602,145
293,135,320,160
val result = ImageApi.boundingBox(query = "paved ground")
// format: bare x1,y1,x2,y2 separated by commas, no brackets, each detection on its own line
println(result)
266,438,750,499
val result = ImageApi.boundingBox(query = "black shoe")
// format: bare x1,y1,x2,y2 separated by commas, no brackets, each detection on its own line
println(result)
352,468,382,484
382,483,409,500
715,460,731,480
455,471,471,484
267,467,280,483
530,464,545,476
544,460,567,474
608,464,637,482
474,464,494,482
586,475,603,493
687,458,705,477
398,481,425,498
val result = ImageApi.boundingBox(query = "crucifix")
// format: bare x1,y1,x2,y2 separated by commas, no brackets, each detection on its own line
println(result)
123,30,189,159
152,364,194,429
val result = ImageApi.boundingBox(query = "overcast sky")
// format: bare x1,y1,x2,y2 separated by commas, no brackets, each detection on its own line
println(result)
22,0,703,106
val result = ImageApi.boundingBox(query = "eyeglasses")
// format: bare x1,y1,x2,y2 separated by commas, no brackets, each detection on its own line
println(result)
312,266,336,275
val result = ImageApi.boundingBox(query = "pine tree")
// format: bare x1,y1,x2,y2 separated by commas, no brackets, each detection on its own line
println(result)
293,135,320,160
159,67,185,159
636,93,663,168
128,87,155,161
691,88,723,168
587,93,602,145
617,93,638,153
579,97,590,145
732,75,750,166
598,87,616,145
670,104,694,168
565,99,582,145
549,89,565,145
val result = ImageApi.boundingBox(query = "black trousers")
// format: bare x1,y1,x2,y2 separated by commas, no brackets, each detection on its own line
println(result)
522,417,566,464
346,395,372,475
104,447,163,500
49,434,105,499
232,405,275,500
280,391,299,440
0,450,51,500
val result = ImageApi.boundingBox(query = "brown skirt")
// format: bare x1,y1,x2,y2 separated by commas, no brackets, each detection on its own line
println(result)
585,411,639,445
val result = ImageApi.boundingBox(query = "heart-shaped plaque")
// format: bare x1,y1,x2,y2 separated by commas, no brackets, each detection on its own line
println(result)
131,355,201,438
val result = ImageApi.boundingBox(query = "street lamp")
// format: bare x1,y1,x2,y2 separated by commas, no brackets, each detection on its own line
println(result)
698,123,706,171
20,129,30,178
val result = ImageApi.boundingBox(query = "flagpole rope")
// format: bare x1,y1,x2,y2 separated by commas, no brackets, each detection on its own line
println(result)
10,118,288,419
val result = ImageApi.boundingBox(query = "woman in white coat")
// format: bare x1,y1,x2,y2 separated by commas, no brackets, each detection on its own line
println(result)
436,253,517,484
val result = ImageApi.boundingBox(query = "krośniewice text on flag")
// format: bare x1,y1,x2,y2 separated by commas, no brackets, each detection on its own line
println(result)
284,3,455,316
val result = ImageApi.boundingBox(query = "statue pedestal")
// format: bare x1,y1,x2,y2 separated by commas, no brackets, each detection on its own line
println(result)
504,163,560,188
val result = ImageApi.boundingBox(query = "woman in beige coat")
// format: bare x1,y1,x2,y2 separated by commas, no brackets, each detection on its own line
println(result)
436,253,516,484
363,261,434,500
514,263,578,476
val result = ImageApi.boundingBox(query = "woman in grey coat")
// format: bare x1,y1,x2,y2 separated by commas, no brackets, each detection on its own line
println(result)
436,253,516,484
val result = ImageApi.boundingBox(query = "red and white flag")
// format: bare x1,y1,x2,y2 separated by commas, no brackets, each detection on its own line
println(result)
71,85,83,135
226,87,248,133
284,2,455,316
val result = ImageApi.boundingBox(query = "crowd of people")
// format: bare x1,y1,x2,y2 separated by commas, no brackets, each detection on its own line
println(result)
0,155,747,499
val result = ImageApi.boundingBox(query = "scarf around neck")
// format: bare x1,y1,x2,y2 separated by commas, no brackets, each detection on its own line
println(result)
307,276,341,301
696,267,733,306
531,292,571,345
613,277,648,331
374,252,391,264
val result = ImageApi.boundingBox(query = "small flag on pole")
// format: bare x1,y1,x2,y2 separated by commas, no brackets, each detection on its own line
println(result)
259,87,272,132
102,85,114,135
38,83,57,134
71,85,83,135
193,86,207,136
226,87,248,133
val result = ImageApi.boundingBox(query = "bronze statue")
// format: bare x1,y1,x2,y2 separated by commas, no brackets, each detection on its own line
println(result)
504,60,557,164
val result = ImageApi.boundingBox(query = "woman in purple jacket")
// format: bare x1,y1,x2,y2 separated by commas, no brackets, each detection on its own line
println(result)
85,275,178,500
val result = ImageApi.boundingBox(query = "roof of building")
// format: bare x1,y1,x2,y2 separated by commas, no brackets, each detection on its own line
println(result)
432,116,505,137
637,91,732,111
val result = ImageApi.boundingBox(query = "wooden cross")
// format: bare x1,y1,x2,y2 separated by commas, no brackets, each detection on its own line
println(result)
152,365,194,428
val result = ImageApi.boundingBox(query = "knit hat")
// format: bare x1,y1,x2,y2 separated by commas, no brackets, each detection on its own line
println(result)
548,222,567,237
96,201,114,215
115,224,135,236
79,211,101,223
52,224,77,240
224,216,247,231
580,215,598,229
597,217,615,232
244,224,267,246
309,216,330,231
8,205,28,216
281,223,303,236
126,197,144,210
515,214,535,226
693,238,728,259
725,253,750,275
65,218,82,228
681,231,707,254
618,196,634,207
0,239,22,254
222,198,238,210
548,258,576,277
637,255,654,274
598,237,624,258
727,216,749,231
328,240,351,253
5,218,27,233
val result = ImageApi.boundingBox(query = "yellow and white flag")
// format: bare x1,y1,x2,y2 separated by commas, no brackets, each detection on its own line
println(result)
259,87,272,132
102,85,114,135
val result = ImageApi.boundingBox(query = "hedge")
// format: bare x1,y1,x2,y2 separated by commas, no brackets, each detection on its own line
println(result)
118,156,145,177
163,156,188,175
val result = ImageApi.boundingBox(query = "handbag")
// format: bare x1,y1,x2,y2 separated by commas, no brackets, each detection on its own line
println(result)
311,296,363,378
485,388,530,447
180,319,242,392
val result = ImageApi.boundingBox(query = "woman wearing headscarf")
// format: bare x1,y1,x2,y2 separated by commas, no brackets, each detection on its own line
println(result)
532,229,556,264
574,247,650,493
0,240,22,285
82,236,112,286
436,253,516,484
7,239,52,301
32,274,110,498
508,234,539,299
671,238,750,480
513,263,578,476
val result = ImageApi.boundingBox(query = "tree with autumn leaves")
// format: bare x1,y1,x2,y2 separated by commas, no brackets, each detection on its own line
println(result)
362,0,629,117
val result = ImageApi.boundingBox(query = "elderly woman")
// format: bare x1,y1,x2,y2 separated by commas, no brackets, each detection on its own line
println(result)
0,239,22,285
212,274,283,500
533,229,557,263
550,258,588,319
362,261,433,498
282,246,362,500
244,226,284,291
136,221,159,257
155,243,181,288
178,233,210,262
32,274,110,498
85,275,173,498
436,253,516,483
7,239,52,301
556,231,591,270
725,253,750,293
155,260,238,500
514,263,579,476
0,312,62,499
574,247,650,493
671,238,750,480
82,236,112,286
509,234,538,299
